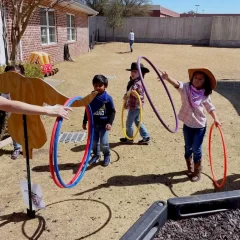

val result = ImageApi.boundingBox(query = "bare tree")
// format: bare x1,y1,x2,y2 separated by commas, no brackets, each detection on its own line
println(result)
87,0,151,17
104,0,123,40
121,0,151,17
0,1,9,65
0,0,72,65
182,10,197,15
85,0,107,15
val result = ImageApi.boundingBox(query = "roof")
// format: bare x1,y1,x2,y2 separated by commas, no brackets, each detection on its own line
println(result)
60,0,98,16
151,5,180,17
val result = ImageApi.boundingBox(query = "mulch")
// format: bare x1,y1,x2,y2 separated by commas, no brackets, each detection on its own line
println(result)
155,209,240,240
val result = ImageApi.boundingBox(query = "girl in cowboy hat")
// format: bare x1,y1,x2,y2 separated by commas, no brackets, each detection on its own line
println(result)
120,62,151,144
160,68,220,182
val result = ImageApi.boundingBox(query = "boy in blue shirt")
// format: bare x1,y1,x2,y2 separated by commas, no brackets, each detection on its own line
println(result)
82,75,115,166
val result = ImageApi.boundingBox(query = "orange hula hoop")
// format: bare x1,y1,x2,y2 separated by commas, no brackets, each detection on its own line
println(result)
208,123,228,188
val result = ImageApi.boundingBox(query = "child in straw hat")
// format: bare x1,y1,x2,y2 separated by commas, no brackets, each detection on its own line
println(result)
160,68,221,182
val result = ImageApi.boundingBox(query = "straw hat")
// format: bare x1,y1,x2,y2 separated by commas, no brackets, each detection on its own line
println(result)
188,68,217,90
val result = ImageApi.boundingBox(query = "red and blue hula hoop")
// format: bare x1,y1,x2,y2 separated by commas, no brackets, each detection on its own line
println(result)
49,96,94,188
137,56,179,133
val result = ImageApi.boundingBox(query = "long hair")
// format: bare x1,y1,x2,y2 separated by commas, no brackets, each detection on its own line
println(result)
190,71,212,96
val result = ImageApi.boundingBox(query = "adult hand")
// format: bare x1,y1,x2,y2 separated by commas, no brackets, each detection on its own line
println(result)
46,105,72,119
82,124,87,130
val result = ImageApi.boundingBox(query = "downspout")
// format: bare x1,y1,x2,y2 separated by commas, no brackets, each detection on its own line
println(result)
19,40,23,61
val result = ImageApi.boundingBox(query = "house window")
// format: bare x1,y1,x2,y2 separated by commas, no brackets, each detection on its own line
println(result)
40,8,56,44
67,14,76,41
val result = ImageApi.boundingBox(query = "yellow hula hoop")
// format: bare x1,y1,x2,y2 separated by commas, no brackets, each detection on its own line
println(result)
121,90,143,140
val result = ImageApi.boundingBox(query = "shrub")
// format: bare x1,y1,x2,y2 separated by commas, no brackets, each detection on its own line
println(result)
0,63,44,79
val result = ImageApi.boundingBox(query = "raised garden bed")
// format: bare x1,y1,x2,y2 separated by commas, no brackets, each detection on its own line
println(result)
120,190,240,240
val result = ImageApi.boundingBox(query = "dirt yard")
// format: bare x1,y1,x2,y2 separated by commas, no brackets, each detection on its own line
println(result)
0,42,240,240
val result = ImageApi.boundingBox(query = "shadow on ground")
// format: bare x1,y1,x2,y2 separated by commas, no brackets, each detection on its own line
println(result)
38,198,112,240
32,144,120,174
192,173,240,196
74,170,190,198
0,212,45,240
215,80,240,116
116,51,131,54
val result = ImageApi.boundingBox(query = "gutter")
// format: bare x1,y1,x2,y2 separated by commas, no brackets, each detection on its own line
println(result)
60,0,98,16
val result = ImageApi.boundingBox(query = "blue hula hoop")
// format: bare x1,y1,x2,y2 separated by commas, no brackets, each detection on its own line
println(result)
53,96,94,188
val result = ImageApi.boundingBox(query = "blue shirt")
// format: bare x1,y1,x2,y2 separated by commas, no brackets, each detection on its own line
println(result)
83,91,116,126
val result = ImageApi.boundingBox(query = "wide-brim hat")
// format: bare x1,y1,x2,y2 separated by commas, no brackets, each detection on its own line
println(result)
188,68,217,90
126,62,150,73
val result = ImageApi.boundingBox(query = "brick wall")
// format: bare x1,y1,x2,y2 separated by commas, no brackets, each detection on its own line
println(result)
4,0,90,63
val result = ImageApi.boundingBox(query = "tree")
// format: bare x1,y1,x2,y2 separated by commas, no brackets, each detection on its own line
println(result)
104,0,123,40
0,1,8,65
182,10,197,15
121,0,151,17
86,0,151,17
85,0,107,16
0,0,72,65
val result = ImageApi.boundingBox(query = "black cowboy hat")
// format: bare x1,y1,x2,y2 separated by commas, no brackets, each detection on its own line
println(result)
126,62,150,73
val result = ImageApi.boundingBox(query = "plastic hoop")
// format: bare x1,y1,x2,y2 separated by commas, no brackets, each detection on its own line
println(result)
121,90,143,140
49,96,94,188
208,123,227,188
137,56,179,133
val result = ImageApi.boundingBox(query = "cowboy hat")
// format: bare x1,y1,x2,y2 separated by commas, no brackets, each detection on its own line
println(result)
188,68,217,90
126,62,150,73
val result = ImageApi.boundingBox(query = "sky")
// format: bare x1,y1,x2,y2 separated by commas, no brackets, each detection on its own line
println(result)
152,0,240,14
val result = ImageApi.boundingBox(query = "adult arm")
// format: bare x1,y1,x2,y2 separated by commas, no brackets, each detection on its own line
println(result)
0,96,71,119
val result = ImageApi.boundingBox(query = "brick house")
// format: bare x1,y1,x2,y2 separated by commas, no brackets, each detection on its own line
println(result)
150,5,180,17
0,0,98,65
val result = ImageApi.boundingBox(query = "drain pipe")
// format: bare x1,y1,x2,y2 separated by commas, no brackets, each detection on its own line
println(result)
19,39,23,61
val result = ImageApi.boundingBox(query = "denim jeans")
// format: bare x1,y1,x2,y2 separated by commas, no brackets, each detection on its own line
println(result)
129,40,134,51
126,109,149,139
183,124,206,163
92,124,110,157
13,140,21,150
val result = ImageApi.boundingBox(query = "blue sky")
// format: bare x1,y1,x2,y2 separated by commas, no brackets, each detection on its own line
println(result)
152,0,240,14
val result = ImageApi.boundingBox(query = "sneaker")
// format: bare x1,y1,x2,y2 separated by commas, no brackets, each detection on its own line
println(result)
88,155,100,165
120,138,133,144
138,137,151,145
11,149,21,160
103,156,111,167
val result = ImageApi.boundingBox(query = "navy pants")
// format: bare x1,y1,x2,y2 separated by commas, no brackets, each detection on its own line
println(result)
183,124,206,163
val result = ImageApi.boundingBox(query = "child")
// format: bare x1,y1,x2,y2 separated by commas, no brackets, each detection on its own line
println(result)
3,65,25,159
82,75,115,167
160,68,220,182
120,62,150,144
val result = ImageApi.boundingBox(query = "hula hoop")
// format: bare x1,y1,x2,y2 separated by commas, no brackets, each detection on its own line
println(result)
137,56,179,133
49,96,94,188
208,123,227,188
121,90,143,140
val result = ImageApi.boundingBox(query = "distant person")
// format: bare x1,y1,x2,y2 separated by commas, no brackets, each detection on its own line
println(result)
128,29,134,53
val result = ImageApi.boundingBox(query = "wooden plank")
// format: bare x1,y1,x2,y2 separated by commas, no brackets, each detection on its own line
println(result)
0,72,97,159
